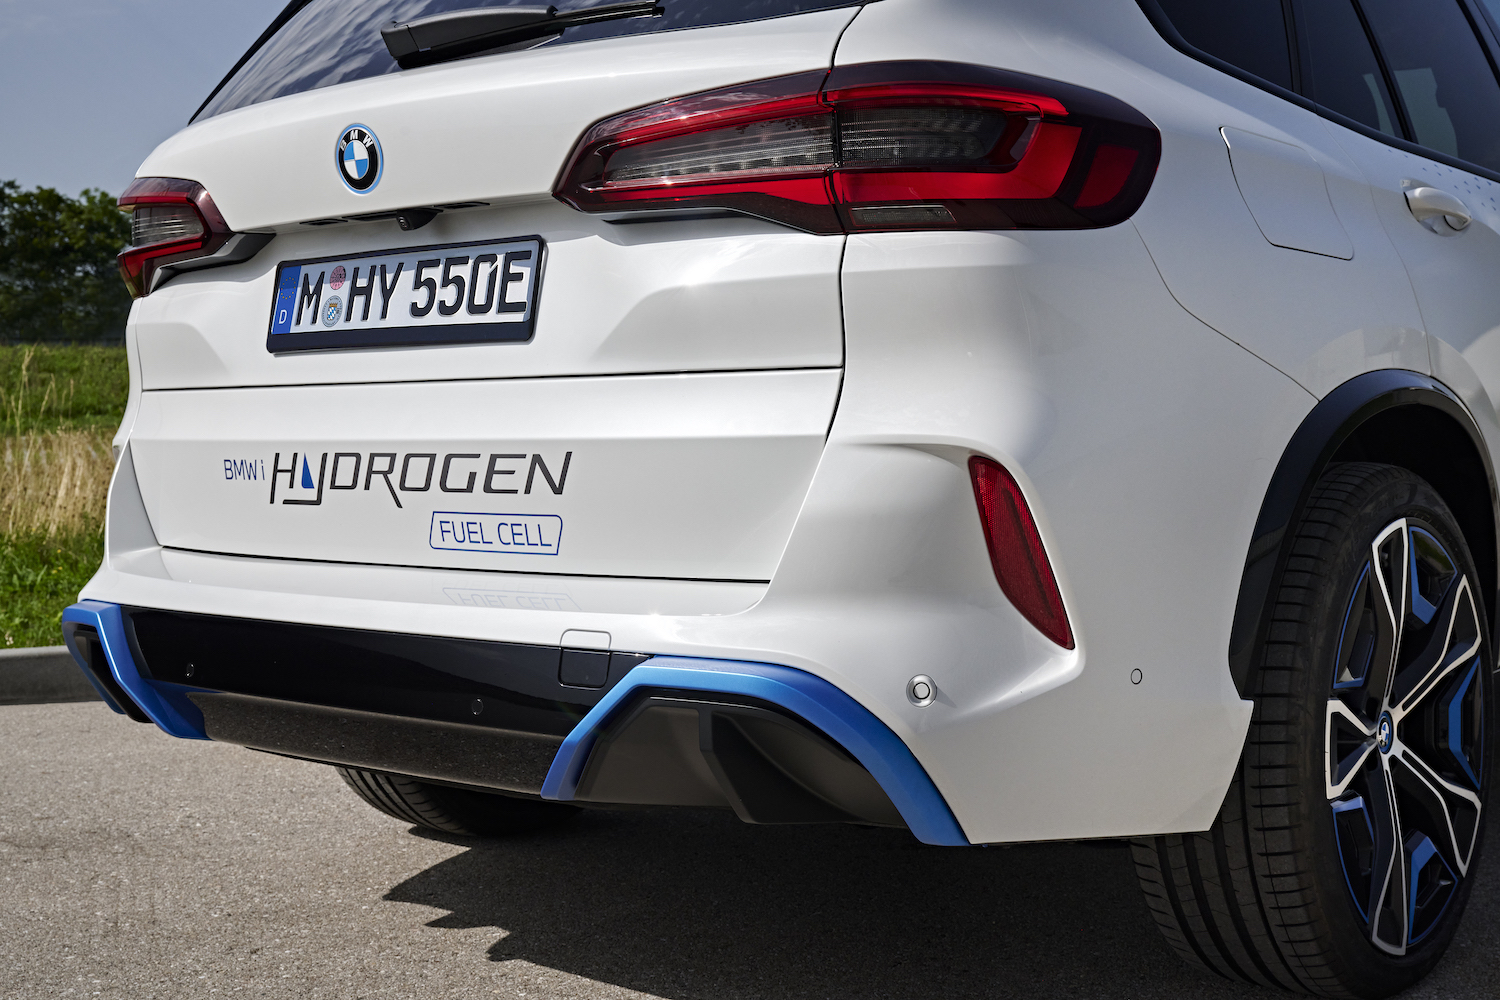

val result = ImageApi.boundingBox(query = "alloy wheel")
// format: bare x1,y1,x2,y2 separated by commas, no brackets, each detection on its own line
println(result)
1325,518,1487,955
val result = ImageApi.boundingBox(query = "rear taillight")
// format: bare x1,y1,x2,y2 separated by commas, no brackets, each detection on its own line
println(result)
117,178,235,297
555,61,1160,233
970,457,1074,649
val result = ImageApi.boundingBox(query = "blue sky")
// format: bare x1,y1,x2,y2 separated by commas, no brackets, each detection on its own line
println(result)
0,0,286,197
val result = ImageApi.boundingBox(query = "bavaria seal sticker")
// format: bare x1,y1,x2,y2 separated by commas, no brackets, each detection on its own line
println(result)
336,125,382,193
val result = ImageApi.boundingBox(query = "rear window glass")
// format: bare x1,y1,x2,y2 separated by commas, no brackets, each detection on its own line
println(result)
1297,0,1400,137
1480,0,1500,34
1359,0,1500,171
1152,0,1294,91
195,0,868,122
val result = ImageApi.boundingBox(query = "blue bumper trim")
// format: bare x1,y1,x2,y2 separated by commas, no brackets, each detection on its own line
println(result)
62,601,207,739
71,654,128,716
540,656,970,846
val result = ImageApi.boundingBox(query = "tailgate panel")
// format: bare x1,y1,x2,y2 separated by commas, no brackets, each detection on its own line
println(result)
129,10,858,390
134,214,844,389
129,369,839,581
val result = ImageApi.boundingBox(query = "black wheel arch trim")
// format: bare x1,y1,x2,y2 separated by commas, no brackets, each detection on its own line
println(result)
1228,369,1500,697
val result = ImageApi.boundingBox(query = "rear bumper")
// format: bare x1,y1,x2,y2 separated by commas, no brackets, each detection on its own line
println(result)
88,225,1292,844
62,600,968,846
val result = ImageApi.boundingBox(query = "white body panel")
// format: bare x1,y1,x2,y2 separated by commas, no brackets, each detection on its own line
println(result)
1221,127,1354,259
133,212,847,389
130,10,855,390
835,0,1432,398
129,369,838,580
92,217,1309,842
137,11,858,233
1326,125,1500,424
86,0,1500,844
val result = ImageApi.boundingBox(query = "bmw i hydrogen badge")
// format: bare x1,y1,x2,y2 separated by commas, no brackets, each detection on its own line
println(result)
336,125,382,193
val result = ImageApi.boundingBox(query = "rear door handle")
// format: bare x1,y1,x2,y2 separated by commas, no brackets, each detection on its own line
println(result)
1405,186,1472,233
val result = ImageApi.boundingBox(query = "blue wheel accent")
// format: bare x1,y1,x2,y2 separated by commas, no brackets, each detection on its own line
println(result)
1406,833,1456,945
1325,519,1485,955
1332,564,1376,690
540,655,970,847
62,601,207,740
1407,527,1447,626
1447,661,1482,789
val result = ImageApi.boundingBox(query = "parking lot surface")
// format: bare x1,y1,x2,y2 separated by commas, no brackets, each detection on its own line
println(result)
2,700,1496,999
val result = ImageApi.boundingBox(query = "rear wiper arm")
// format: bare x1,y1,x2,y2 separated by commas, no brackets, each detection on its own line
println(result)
382,2,664,69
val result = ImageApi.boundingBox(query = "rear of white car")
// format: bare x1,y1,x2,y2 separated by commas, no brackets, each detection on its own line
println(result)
65,1,1500,995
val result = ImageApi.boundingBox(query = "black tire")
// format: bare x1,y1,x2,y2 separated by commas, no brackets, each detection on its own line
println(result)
337,766,580,836
1132,462,1491,997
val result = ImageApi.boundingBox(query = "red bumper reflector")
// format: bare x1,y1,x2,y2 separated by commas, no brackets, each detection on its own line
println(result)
970,457,1074,649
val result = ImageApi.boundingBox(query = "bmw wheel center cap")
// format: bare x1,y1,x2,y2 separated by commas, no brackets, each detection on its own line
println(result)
337,125,382,193
1377,711,1394,754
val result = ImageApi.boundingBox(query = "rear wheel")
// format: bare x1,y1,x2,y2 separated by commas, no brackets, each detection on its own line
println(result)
1133,462,1490,997
338,766,580,837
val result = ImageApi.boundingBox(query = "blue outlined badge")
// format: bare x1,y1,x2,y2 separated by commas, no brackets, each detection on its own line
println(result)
336,124,383,193
430,512,563,555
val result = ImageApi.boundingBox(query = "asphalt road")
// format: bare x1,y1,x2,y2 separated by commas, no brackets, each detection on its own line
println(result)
2,701,1496,1000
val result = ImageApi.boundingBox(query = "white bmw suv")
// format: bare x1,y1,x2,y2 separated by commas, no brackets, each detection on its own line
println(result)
65,0,1500,994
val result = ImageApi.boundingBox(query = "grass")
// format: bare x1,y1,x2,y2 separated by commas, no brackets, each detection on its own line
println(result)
0,343,128,646
0,530,105,647
0,342,130,434
0,429,114,535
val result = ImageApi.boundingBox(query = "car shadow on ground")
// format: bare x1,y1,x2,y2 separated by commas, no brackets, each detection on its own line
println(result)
385,807,1254,1000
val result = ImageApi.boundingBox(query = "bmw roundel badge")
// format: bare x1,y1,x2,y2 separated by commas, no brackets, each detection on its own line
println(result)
336,125,382,193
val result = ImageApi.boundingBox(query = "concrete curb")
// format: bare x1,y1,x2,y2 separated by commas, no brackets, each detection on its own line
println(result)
0,645,100,706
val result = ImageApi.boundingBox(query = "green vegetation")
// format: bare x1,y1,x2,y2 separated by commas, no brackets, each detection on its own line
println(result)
0,342,132,434
0,175,137,643
0,180,132,342
0,343,129,646
0,531,106,648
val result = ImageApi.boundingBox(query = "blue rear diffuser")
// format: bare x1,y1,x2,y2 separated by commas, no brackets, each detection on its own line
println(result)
62,601,207,739
64,602,968,844
541,656,970,846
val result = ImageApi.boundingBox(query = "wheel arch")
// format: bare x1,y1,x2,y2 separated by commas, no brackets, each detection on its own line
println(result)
1228,369,1499,697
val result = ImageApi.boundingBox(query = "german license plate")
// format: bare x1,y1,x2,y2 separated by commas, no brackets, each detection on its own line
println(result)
266,236,542,352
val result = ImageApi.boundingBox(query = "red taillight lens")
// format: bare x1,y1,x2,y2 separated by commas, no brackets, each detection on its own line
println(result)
117,177,233,297
555,61,1160,233
969,457,1074,649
